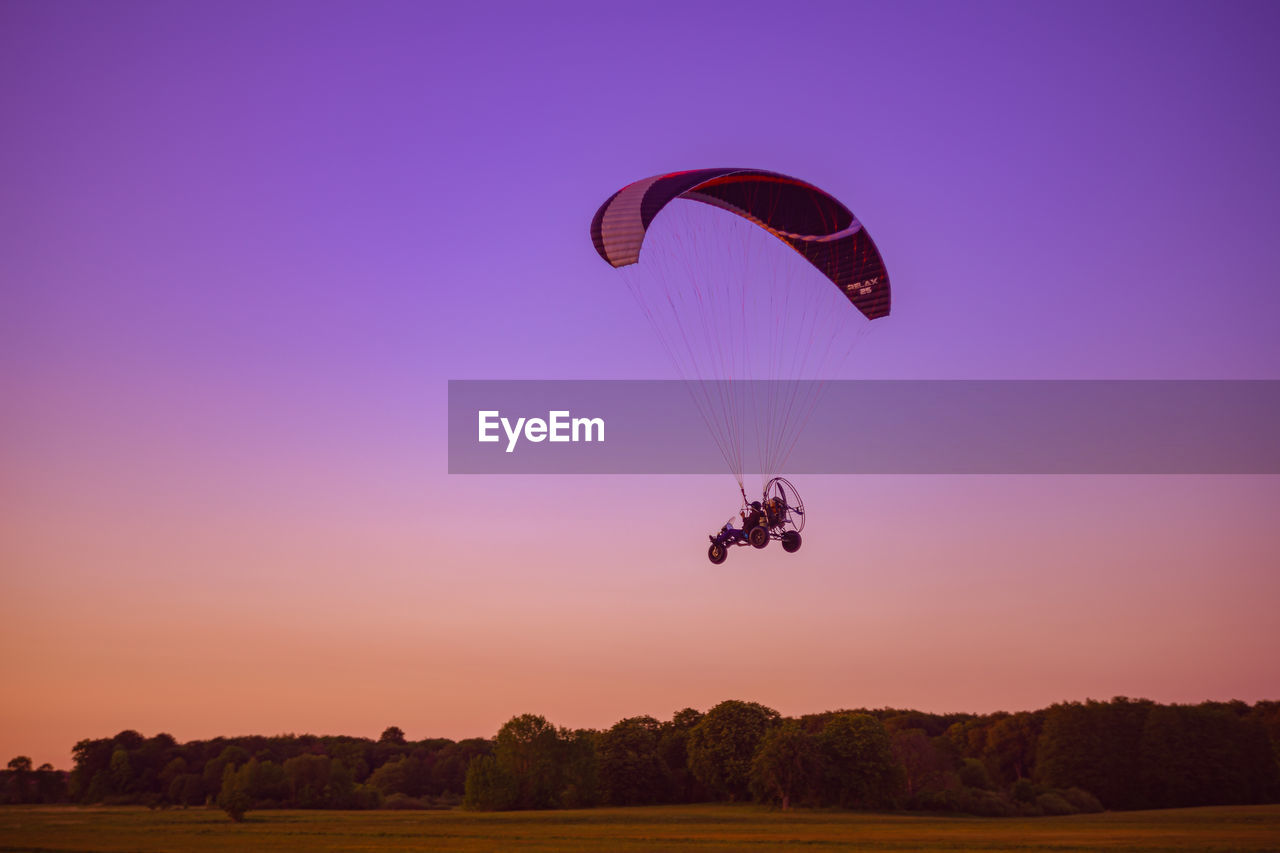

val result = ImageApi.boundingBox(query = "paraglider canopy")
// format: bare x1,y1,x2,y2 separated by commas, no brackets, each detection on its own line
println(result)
590,166,891,495
590,168,890,320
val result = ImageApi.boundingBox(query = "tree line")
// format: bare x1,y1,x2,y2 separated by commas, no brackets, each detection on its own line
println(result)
3,698,1276,820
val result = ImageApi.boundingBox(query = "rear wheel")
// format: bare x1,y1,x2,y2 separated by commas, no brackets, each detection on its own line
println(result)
782,531,802,553
748,525,769,549
708,542,728,564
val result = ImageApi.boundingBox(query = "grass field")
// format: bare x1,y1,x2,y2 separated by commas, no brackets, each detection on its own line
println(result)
2,803,1278,852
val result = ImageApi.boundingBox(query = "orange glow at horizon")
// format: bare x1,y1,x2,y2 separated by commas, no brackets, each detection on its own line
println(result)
4,464,1278,769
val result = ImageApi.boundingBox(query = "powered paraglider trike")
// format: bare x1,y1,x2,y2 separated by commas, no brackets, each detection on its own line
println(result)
706,477,806,564
590,169,891,562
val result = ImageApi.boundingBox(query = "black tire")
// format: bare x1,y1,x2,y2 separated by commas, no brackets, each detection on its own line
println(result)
748,525,769,549
782,531,802,553
708,543,728,565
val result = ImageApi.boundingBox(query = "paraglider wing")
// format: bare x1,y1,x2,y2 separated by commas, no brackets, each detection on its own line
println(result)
590,168,890,320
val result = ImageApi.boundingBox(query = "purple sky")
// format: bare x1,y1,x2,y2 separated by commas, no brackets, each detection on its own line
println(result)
3,1,1279,768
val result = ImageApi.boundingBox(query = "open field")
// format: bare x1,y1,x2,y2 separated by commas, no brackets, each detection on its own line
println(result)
2,804,1279,852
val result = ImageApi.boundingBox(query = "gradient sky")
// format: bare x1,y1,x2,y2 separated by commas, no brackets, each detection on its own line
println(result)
3,1,1279,769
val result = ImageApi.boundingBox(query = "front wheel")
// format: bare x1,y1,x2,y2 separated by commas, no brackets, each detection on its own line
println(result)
748,526,769,549
708,542,728,565
782,531,802,553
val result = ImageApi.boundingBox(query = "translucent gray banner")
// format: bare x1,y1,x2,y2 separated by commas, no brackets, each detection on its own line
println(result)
447,380,1280,474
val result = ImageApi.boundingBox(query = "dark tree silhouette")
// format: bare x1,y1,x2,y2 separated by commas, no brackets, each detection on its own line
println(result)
687,701,780,802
